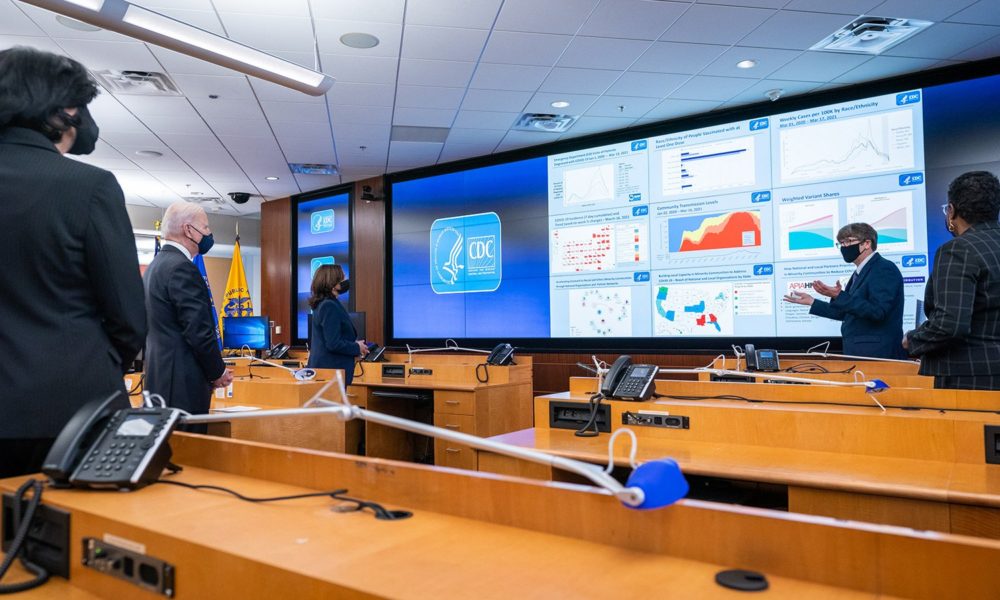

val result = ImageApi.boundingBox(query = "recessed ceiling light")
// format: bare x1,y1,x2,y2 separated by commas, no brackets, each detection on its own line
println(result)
550,100,570,108
736,59,757,69
55,15,102,32
135,150,163,157
265,176,280,181
340,32,380,49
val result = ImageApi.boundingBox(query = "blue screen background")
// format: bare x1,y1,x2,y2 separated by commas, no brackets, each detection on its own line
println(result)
296,193,350,341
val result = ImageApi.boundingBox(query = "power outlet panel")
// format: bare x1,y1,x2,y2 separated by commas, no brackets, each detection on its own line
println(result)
622,411,689,429
986,425,1000,465
83,537,175,597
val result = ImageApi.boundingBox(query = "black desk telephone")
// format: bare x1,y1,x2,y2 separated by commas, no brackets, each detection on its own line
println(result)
744,344,780,372
486,343,515,366
363,343,386,362
42,391,181,491
268,343,291,359
601,355,659,401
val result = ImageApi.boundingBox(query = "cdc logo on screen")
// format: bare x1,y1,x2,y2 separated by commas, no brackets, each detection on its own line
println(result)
430,212,502,294
310,209,335,234
310,256,335,278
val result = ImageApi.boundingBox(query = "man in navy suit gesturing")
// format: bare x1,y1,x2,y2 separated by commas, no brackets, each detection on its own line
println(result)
784,223,907,359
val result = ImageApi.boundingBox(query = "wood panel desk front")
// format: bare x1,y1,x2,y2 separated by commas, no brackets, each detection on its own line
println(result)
5,434,1000,599
474,386,1000,538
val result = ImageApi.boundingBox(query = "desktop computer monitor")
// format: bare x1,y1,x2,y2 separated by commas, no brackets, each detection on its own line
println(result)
223,316,270,350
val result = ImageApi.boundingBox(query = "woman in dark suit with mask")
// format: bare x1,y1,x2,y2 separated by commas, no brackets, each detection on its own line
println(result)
306,265,368,385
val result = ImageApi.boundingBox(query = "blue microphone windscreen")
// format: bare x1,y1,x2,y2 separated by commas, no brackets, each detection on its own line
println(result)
625,458,689,510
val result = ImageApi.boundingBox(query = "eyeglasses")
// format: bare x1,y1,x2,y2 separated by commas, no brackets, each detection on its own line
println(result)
835,238,862,249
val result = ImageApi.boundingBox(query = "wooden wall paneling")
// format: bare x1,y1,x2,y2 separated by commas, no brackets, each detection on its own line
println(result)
352,177,386,344
261,197,291,346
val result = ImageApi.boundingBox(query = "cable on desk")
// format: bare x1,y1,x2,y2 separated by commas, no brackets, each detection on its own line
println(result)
156,479,348,503
354,360,365,379
127,374,145,396
575,392,605,438
0,479,49,594
475,363,489,384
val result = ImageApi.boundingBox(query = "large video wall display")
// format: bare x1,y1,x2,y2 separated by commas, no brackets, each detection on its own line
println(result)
390,68,1000,347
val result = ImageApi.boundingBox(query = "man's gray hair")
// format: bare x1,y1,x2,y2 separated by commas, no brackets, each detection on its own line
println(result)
161,202,206,238
836,222,878,251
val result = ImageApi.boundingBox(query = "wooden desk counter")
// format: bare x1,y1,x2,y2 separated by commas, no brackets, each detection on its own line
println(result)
5,435,1000,599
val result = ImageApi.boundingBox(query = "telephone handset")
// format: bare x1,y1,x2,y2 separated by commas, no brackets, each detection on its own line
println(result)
600,355,659,401
363,343,386,362
485,343,515,366
42,392,181,490
268,343,291,359
744,344,780,372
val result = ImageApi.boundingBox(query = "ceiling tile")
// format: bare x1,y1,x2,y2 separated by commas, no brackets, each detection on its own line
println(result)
141,115,213,136
402,25,489,62
2,3,48,36
148,46,236,77
330,105,394,126
446,128,508,145
0,33,61,53
392,107,457,127
98,130,162,149
115,96,200,119
721,79,822,107
832,56,939,84
631,42,730,74
439,142,497,162
605,72,689,98
295,173,342,192
389,141,444,163
337,140,390,160
327,82,396,107
272,120,329,141
884,23,1000,59
405,0,503,29
698,0,790,7
739,11,855,50
495,130,561,152
211,0,310,16
586,95,660,118
560,115,635,138
461,88,533,112
481,31,573,66
310,0,404,23
87,94,153,133
261,100,330,123
204,116,269,136
579,0,688,40
768,52,872,82
396,85,467,110
556,37,651,70
249,79,326,103
152,9,226,35
783,0,880,13
540,67,621,95
947,0,1000,26
338,167,386,182
494,0,601,35
171,74,254,101
217,13,314,53
452,110,519,129
319,54,398,85
52,39,161,71
523,91,599,113
397,59,476,87
470,63,551,91
660,4,775,45
330,123,391,142
670,75,757,101
189,97,265,121
870,0,977,21
314,19,403,58
951,34,1000,61
700,47,802,78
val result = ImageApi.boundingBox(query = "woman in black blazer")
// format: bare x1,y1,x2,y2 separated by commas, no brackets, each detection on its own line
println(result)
306,265,368,385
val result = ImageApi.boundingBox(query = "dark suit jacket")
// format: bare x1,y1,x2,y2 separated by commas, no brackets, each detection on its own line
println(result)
907,221,1000,376
143,245,226,414
809,252,907,360
0,127,146,439
307,298,360,385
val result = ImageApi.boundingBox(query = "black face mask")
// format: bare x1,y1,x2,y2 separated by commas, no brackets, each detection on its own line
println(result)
187,225,215,255
840,243,862,263
65,106,99,155
337,279,350,294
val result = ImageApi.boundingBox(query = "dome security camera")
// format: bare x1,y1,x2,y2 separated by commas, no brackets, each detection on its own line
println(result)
228,192,251,204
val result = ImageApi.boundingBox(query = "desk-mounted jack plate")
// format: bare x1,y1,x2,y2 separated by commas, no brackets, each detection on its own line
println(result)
986,425,1000,465
2,494,70,578
622,411,689,429
83,537,175,597
382,364,406,378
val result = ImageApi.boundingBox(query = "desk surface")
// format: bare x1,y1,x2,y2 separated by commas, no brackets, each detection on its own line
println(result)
3,467,882,600
488,427,1000,509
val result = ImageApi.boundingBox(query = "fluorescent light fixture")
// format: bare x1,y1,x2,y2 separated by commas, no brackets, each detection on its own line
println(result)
736,59,757,69
19,0,333,96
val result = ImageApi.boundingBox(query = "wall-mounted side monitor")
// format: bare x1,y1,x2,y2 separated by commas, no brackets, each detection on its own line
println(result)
223,316,271,350
292,188,351,345
388,62,1000,351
